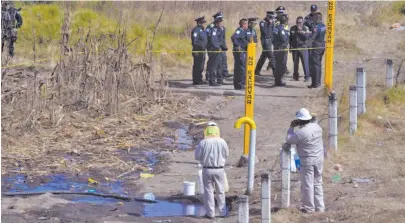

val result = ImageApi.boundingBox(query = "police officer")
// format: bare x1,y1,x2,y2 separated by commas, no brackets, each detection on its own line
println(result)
304,4,319,73
191,16,208,85
255,11,276,76
219,14,231,79
290,16,311,81
231,19,249,90
272,14,289,86
308,12,326,88
246,18,258,43
207,14,226,86
204,16,215,82
1,1,23,57
269,6,290,74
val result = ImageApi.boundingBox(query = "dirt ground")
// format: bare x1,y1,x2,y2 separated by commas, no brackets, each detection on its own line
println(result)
2,2,405,223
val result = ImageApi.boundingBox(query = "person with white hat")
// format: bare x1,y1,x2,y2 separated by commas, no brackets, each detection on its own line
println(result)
286,108,325,213
195,121,229,219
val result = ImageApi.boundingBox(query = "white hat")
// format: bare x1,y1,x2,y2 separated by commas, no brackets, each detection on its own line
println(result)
295,108,312,121
207,121,217,126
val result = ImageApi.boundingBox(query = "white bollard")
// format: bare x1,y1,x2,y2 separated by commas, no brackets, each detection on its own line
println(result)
246,129,257,195
356,67,366,115
329,91,338,151
386,59,394,88
238,195,249,223
261,172,271,223
281,143,291,208
349,85,358,135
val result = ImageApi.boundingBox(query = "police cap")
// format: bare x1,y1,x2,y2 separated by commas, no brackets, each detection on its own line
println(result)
213,12,223,19
311,4,318,11
275,6,286,12
266,11,276,18
195,16,206,24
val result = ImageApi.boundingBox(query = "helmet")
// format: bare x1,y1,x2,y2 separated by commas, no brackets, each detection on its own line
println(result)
295,108,313,121
207,121,217,126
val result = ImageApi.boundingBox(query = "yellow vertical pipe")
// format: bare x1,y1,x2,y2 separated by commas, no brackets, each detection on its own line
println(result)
244,40,256,155
325,0,336,91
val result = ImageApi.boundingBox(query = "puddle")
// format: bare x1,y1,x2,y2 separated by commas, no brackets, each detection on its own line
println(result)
164,128,194,150
125,199,229,217
2,174,126,204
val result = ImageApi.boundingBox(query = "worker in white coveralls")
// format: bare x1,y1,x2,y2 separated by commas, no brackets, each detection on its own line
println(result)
286,108,325,213
195,121,229,219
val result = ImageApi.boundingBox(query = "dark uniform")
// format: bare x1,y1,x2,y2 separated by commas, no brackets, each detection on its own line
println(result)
207,17,226,86
272,17,290,86
1,2,23,57
246,18,258,43
255,12,276,75
205,22,215,81
304,5,319,73
309,20,326,88
290,23,311,81
220,25,230,78
191,17,208,85
231,26,248,90
269,6,290,74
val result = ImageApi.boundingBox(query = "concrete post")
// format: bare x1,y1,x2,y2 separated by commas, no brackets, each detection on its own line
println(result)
349,85,358,135
246,129,257,195
356,67,366,115
261,172,271,223
386,59,394,88
238,195,249,223
281,143,291,208
329,91,338,151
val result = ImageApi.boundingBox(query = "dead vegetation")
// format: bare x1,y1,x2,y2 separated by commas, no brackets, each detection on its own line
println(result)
0,8,198,177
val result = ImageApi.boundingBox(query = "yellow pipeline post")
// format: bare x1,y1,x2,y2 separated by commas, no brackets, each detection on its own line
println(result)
234,117,257,195
244,39,256,156
324,0,336,91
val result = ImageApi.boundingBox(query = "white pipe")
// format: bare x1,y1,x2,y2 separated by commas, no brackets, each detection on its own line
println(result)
386,59,394,88
281,143,291,208
246,129,257,195
349,85,357,135
238,195,249,223
356,67,366,115
261,172,271,223
329,91,338,151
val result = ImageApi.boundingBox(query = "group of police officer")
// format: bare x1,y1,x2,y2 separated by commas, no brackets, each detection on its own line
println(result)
191,5,326,90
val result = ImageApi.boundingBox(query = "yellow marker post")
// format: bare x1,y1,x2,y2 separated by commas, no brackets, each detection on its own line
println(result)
324,0,336,91
244,40,256,156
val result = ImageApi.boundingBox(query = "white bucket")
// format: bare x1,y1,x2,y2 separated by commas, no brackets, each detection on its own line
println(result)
183,181,196,196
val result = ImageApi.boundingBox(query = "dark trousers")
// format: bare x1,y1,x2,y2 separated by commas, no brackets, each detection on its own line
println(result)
292,49,309,80
192,52,206,84
310,48,325,87
256,48,275,75
274,49,288,84
207,51,222,83
233,51,246,89
220,52,229,77
2,36,16,57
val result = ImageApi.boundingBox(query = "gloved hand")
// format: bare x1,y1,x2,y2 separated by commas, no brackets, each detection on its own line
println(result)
290,119,300,127
222,46,228,51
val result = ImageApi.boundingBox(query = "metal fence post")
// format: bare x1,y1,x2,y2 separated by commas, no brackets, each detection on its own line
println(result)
386,59,394,88
329,91,338,151
238,195,249,223
281,143,290,208
261,172,271,223
356,67,366,115
349,85,358,135
246,128,257,195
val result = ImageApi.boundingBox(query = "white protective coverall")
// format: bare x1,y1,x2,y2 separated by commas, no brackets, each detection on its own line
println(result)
286,122,325,213
195,124,229,218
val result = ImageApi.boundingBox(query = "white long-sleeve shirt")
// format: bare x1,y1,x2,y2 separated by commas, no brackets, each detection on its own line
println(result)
195,137,229,167
286,122,324,165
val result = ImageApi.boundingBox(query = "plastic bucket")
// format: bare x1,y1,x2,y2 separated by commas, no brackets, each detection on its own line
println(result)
183,181,196,196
